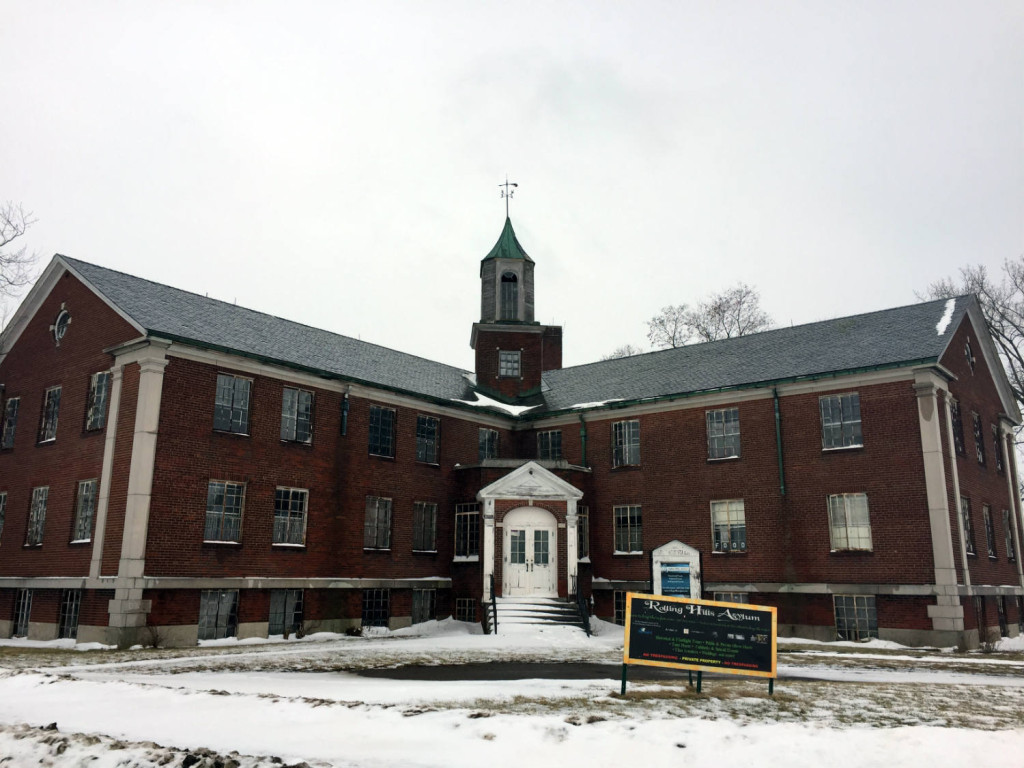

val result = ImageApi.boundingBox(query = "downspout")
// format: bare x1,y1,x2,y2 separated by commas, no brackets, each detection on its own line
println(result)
773,388,786,496
579,413,588,467
341,390,350,436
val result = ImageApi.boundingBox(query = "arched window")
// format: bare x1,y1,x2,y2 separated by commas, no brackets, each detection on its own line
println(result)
500,271,519,320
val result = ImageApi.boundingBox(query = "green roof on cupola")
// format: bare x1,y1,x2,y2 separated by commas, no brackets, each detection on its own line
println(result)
482,217,533,263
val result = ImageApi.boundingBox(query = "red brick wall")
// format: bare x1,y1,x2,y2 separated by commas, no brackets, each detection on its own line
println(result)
940,315,1022,589
474,328,545,398
0,271,138,577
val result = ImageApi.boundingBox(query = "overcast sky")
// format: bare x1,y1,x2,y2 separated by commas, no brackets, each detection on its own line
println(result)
2,2,1021,369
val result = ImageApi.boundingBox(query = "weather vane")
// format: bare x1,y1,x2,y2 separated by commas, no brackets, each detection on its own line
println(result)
499,176,517,217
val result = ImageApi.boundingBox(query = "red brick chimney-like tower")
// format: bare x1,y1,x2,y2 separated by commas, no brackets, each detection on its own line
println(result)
470,217,562,400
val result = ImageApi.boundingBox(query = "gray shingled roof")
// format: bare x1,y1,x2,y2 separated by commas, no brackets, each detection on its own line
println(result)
532,296,971,415
62,256,478,404
61,256,970,419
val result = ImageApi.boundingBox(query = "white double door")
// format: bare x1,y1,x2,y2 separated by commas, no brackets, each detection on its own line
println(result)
503,507,557,597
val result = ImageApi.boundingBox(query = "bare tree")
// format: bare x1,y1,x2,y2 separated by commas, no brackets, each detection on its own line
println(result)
646,283,773,349
0,202,37,298
646,304,690,349
924,257,1024,409
602,343,646,361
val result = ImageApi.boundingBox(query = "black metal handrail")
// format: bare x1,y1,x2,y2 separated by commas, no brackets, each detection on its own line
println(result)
489,573,498,635
571,574,591,636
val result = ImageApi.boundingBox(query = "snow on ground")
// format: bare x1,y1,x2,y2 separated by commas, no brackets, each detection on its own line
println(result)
1,620,1023,767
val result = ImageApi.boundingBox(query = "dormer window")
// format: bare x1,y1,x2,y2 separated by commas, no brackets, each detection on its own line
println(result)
500,271,518,320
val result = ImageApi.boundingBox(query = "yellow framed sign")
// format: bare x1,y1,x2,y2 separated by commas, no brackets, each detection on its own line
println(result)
623,592,777,679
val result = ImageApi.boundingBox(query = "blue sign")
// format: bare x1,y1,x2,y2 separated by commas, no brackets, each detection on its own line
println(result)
661,563,691,597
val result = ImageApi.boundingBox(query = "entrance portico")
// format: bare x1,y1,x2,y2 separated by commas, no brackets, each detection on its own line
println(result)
477,462,584,599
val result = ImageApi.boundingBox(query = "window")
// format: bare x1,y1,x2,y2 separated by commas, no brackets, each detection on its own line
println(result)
362,588,390,627
12,589,32,637
613,591,627,626
950,398,965,455
993,425,1005,473
0,397,19,449
500,271,518,320
498,350,521,378
706,408,740,460
973,413,986,465
1018,596,1024,634
198,589,238,641
85,372,111,431
454,503,480,558
273,487,308,545
711,499,747,552
961,496,975,556
280,387,313,443
412,589,436,625
612,420,641,467
38,386,61,443
205,480,245,543
713,592,749,604
26,486,48,546
213,374,251,434
827,493,872,551
820,393,861,449
413,502,437,552
613,505,642,553
478,428,498,461
1005,510,1017,563
997,596,1009,638
364,496,392,549
269,589,304,636
455,597,476,623
834,595,878,641
416,415,440,464
984,505,997,559
0,492,6,542
72,479,97,542
58,589,81,640
368,405,395,457
577,505,590,560
538,430,562,460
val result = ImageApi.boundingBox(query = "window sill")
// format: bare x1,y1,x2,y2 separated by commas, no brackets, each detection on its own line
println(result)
708,455,741,463
36,438,56,446
364,547,391,552
280,439,314,447
413,549,438,555
204,540,242,546
453,555,479,563
578,556,591,563
416,461,441,467
272,543,306,549
829,548,874,554
613,551,644,556
213,430,250,438
611,464,641,471
22,543,42,548
369,453,396,461
989,555,998,561
69,539,92,545
712,549,747,554
822,445,863,453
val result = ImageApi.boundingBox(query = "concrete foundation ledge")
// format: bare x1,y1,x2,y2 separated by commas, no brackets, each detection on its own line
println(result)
27,622,58,642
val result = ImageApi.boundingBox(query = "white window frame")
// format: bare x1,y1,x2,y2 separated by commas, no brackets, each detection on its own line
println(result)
364,495,392,550
984,505,997,559
820,393,862,450
368,405,396,458
713,591,749,604
1,397,19,449
25,486,48,546
71,479,98,543
711,499,747,553
961,495,975,556
38,386,61,443
213,374,252,435
478,428,498,461
612,420,641,467
613,504,642,554
412,589,436,625
58,588,81,640
204,480,246,543
827,493,872,551
1005,509,1017,563
455,597,476,623
273,487,308,546
833,594,878,641
498,350,521,378
415,415,440,464
198,589,239,641
280,387,314,444
706,407,741,460
454,503,480,559
85,372,111,432
538,430,562,460
577,505,590,561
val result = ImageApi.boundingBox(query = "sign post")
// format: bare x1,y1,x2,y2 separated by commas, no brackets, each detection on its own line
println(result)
621,592,777,696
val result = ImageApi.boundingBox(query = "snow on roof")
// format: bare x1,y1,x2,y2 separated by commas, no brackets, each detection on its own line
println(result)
936,298,956,335
454,390,539,416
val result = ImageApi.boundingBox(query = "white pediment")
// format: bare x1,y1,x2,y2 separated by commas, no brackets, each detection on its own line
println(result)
652,539,701,560
477,461,583,501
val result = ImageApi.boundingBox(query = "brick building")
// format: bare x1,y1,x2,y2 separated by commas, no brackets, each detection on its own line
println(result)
0,217,1021,648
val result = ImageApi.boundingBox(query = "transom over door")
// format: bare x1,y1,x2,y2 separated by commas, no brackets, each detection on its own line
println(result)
503,507,557,597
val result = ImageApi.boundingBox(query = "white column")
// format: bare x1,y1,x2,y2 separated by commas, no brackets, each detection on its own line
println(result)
90,365,123,579
566,499,578,594
942,392,971,590
914,374,964,633
481,498,496,598
1003,425,1024,592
